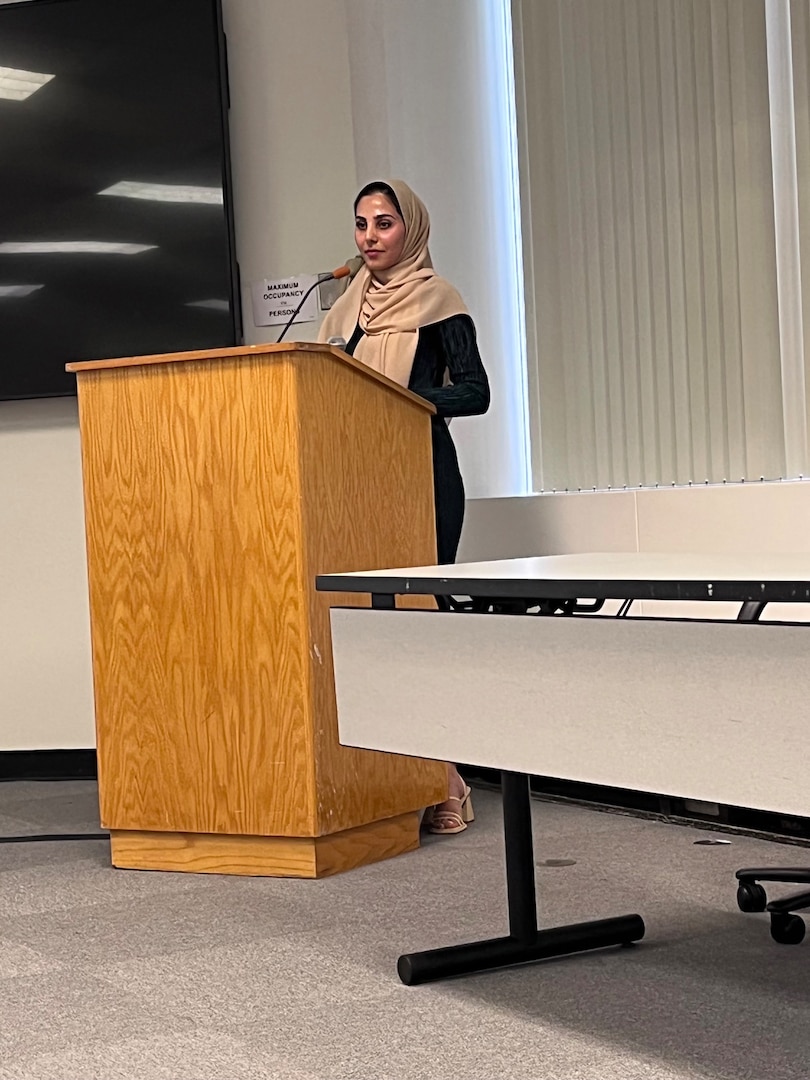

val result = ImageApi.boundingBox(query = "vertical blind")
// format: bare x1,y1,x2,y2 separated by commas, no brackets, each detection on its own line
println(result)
513,0,809,491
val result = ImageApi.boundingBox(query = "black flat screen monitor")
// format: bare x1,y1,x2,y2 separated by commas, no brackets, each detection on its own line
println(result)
0,0,241,400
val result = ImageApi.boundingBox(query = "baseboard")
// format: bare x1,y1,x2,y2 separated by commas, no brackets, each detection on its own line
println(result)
3,754,807,845
0,749,98,782
461,765,810,844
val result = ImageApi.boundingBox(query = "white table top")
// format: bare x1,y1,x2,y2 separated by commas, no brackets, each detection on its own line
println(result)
316,552,810,603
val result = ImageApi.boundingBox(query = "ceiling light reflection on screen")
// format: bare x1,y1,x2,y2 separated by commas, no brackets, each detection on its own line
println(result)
0,285,44,297
0,242,156,254
187,299,229,312
99,181,224,205
0,66,55,101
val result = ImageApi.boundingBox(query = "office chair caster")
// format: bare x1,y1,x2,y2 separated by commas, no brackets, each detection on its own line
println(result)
770,912,806,945
736,883,767,912
736,869,810,943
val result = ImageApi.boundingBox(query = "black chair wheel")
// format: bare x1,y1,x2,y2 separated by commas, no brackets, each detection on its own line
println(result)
770,913,806,945
737,883,767,912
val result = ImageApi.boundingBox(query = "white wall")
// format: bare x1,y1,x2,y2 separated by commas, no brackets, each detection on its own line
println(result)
345,0,529,498
0,398,95,748
461,481,810,561
223,0,358,344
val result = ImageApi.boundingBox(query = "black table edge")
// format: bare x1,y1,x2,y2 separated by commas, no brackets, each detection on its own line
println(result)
316,574,810,604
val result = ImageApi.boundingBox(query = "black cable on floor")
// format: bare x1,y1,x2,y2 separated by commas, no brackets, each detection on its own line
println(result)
0,777,96,783
0,832,109,845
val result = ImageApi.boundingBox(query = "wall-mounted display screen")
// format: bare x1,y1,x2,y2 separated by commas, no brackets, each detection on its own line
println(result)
0,0,241,400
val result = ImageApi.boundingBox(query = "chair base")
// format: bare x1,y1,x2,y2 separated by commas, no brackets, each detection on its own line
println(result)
736,868,810,945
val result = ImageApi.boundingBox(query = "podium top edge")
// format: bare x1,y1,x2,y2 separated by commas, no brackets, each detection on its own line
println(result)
65,341,435,412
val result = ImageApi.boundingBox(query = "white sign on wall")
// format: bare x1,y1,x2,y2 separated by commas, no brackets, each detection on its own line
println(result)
251,274,319,327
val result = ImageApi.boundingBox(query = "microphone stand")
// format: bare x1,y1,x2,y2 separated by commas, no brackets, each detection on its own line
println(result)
276,277,328,344
275,257,362,344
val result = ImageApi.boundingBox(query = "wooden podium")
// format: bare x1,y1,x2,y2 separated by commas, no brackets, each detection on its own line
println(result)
67,342,448,877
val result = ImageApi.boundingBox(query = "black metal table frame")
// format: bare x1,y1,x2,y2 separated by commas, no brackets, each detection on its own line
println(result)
361,590,652,985
399,766,645,985
343,589,775,985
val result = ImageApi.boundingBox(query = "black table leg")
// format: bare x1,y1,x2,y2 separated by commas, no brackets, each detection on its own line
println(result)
397,770,645,985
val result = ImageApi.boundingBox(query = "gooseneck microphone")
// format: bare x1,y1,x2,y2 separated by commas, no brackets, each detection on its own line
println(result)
276,257,364,344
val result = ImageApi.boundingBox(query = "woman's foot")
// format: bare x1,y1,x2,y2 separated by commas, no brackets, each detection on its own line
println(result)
427,766,475,835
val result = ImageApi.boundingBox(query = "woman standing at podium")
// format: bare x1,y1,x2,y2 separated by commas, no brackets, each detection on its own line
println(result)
319,178,489,835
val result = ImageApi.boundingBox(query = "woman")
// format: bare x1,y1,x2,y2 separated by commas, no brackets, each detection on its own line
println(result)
319,179,490,835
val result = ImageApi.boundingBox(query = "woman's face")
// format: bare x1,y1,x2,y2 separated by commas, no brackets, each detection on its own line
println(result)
354,193,406,275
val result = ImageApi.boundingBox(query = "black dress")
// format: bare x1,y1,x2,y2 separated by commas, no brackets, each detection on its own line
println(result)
345,314,490,563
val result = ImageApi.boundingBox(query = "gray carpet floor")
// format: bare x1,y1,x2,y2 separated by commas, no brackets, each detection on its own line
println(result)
1,779,809,1080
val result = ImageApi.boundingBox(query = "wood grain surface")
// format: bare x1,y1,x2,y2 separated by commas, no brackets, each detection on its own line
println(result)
109,811,420,878
78,354,316,836
296,351,448,834
75,345,446,857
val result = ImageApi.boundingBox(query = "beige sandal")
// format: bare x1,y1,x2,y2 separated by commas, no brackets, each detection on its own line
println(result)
426,785,474,835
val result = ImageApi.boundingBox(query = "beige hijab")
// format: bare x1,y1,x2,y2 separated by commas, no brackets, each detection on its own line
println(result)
319,179,468,388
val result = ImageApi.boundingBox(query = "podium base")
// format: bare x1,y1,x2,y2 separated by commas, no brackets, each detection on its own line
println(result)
109,811,420,878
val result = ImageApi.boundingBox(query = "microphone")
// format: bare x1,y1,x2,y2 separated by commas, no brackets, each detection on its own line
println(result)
342,255,365,279
276,257,364,343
